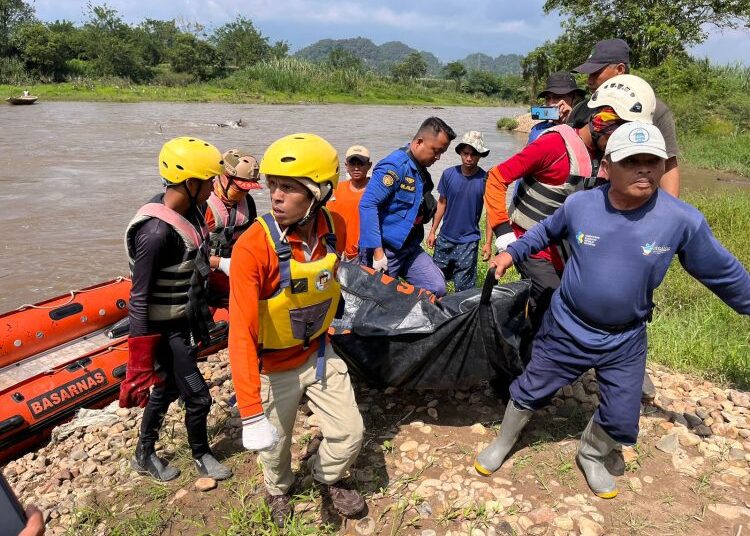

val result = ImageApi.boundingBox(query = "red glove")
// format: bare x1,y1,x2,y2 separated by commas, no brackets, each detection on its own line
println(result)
119,334,163,408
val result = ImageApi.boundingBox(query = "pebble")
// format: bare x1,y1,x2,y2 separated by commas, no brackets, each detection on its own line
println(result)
427,408,438,419
195,478,217,492
679,432,702,447
399,440,419,452
577,517,604,536
354,516,376,535
655,433,680,454
470,423,486,435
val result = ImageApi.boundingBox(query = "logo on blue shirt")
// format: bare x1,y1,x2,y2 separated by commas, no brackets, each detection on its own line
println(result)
576,231,600,247
641,241,671,255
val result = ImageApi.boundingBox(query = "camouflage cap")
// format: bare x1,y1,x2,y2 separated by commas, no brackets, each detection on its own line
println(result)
455,131,490,157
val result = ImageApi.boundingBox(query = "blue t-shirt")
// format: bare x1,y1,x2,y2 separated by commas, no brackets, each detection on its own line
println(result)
507,185,750,348
437,165,486,243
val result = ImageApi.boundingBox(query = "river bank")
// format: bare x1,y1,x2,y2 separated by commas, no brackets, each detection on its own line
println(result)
6,82,749,177
0,80,503,106
4,349,750,535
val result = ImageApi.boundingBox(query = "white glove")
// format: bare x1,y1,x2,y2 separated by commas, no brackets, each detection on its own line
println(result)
218,257,231,276
372,254,388,273
241,414,280,452
495,232,517,252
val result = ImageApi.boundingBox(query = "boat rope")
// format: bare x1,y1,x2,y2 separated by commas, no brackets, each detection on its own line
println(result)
13,277,130,312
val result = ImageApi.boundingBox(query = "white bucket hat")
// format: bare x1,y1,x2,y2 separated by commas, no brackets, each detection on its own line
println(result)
455,131,490,157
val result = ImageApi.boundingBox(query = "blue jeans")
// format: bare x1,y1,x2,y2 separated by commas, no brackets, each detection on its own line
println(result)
509,308,647,445
432,236,479,292
360,241,446,297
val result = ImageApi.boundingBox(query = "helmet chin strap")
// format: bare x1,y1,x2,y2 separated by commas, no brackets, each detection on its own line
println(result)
181,180,202,214
278,185,332,242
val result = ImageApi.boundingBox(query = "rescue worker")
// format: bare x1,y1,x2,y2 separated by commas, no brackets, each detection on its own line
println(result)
568,38,680,197
485,74,656,340
205,149,260,308
476,121,750,497
528,72,586,143
359,116,456,297
228,133,365,527
121,136,232,482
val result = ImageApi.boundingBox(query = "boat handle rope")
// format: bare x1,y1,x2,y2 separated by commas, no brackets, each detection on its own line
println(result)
13,277,130,311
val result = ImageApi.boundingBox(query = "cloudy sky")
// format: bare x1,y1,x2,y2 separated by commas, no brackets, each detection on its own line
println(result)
33,0,750,64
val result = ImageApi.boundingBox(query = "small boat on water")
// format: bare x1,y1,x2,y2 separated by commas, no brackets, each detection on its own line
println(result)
6,95,38,105
0,278,229,462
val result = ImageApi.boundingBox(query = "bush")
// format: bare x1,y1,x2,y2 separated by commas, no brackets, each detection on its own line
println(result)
0,57,33,85
497,117,518,130
152,70,196,87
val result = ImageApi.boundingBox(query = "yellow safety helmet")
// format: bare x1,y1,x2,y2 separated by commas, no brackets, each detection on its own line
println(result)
259,133,340,200
158,136,223,184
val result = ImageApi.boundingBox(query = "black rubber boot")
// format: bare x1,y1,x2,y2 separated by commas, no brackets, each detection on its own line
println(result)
194,452,232,480
132,442,180,482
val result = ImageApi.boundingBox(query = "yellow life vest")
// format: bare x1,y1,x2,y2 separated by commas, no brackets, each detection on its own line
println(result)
256,209,341,352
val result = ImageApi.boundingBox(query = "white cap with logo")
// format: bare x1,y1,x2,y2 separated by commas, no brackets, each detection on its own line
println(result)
605,122,667,162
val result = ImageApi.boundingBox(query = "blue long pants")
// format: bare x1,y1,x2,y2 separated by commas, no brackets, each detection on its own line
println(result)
509,308,647,445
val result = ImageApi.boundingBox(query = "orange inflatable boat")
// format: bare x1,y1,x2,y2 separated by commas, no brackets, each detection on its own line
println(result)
0,279,229,462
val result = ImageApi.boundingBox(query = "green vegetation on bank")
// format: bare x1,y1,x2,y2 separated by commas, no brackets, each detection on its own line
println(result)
648,191,750,389
0,1,526,105
475,191,750,390
639,59,750,177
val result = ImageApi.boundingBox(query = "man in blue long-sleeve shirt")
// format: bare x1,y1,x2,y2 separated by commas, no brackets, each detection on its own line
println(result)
358,117,456,296
474,122,750,499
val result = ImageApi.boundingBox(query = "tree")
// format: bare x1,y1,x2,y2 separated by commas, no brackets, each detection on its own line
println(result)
463,70,501,96
390,52,427,82
80,3,152,81
169,33,222,80
0,0,35,56
15,21,73,80
134,18,181,66
520,35,580,98
326,47,363,71
543,0,750,68
212,15,287,69
442,61,466,89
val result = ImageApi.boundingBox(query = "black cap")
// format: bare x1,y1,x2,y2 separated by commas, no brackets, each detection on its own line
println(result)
573,39,630,74
537,71,586,99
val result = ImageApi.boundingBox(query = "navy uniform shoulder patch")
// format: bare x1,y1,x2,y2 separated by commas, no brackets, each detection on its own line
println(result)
383,169,398,187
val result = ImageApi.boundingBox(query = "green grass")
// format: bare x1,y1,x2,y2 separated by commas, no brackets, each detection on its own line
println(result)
679,131,750,177
647,191,750,387
0,59,509,106
496,117,519,130
474,190,750,388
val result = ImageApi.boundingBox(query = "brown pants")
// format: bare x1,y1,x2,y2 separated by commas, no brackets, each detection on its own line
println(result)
259,345,364,495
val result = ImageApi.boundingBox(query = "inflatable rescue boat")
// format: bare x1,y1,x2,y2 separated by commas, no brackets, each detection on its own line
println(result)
0,279,229,461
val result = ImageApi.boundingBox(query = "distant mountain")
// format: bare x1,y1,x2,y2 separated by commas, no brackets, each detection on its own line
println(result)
294,37,447,76
458,53,523,75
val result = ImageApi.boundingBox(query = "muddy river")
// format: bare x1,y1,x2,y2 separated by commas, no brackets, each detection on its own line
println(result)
1,102,747,310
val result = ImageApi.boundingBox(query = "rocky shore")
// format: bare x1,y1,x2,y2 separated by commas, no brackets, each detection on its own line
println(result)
3,349,749,535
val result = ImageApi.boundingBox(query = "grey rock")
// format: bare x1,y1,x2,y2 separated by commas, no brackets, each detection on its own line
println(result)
693,424,713,437
684,412,703,428
655,434,680,455
670,412,688,427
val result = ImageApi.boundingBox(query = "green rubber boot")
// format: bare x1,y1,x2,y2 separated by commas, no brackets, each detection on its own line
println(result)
576,418,619,499
474,401,532,476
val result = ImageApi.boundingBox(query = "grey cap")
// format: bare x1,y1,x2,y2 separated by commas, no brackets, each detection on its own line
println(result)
573,39,630,74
